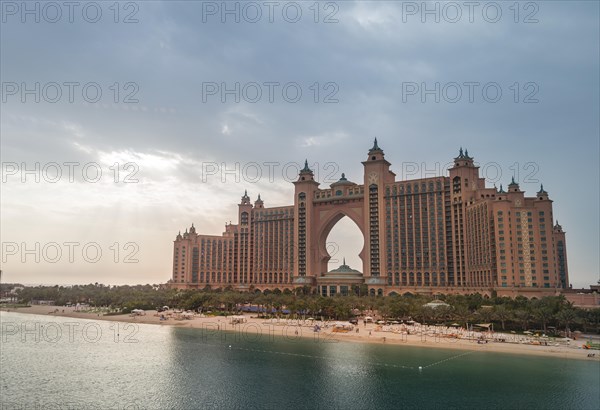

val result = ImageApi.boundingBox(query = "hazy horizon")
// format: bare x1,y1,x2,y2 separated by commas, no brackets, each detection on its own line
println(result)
2,1,599,288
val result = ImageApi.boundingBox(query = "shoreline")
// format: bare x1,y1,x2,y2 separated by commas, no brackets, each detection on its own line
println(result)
2,305,599,361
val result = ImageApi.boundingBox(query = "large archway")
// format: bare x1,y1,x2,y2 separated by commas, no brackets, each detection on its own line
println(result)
325,216,364,272
316,208,366,275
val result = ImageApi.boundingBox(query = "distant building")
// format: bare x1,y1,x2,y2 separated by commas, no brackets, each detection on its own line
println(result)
170,141,569,297
423,300,451,309
316,259,364,296
563,281,600,308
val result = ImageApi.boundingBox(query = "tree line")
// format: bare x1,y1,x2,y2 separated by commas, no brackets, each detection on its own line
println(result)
5,283,600,334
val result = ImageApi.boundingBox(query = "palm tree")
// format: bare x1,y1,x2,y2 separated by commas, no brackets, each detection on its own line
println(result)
418,306,434,325
533,306,553,333
453,305,471,328
307,296,322,319
556,309,577,334
514,309,532,331
475,307,493,324
493,305,512,330
377,299,392,322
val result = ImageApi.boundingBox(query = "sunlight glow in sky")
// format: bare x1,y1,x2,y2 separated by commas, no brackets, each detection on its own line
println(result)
1,1,598,287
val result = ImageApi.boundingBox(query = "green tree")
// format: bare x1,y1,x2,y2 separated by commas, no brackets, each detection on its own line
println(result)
514,309,532,331
453,305,472,328
533,306,553,333
556,309,577,334
493,305,512,330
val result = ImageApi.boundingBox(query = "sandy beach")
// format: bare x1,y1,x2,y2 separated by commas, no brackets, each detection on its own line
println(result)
2,305,599,362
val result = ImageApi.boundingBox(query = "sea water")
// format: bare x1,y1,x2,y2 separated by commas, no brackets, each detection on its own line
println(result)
1,312,598,410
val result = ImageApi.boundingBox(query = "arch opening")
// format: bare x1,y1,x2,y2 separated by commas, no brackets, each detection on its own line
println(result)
324,216,364,273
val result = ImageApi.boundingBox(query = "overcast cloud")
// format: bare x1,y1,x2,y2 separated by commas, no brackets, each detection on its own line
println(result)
1,1,598,287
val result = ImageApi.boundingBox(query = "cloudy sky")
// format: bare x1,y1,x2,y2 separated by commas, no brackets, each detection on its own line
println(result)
1,1,598,287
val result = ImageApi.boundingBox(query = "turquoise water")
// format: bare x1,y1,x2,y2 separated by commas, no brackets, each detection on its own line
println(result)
1,312,599,409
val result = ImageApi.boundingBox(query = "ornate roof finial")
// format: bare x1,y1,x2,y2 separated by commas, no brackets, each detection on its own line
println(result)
241,190,250,203
464,148,469,158
459,147,464,158
498,184,506,193
257,193,261,201
510,176,517,185
369,138,381,152
538,184,547,194
343,257,346,266
301,159,312,173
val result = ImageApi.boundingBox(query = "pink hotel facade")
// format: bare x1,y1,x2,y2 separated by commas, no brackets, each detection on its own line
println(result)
169,141,569,297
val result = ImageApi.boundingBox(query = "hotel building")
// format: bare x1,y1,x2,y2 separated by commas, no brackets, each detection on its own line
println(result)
170,141,569,297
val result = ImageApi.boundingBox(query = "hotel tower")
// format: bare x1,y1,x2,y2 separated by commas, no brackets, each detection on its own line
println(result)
170,141,569,297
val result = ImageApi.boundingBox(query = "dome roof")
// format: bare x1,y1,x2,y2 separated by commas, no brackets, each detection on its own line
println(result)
329,261,361,274
321,259,363,280
330,173,356,188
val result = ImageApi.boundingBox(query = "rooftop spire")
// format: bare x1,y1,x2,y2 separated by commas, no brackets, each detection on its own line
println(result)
301,159,312,173
369,138,382,152
538,184,547,194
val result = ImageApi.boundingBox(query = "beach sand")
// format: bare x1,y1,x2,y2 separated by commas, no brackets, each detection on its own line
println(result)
2,305,598,361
